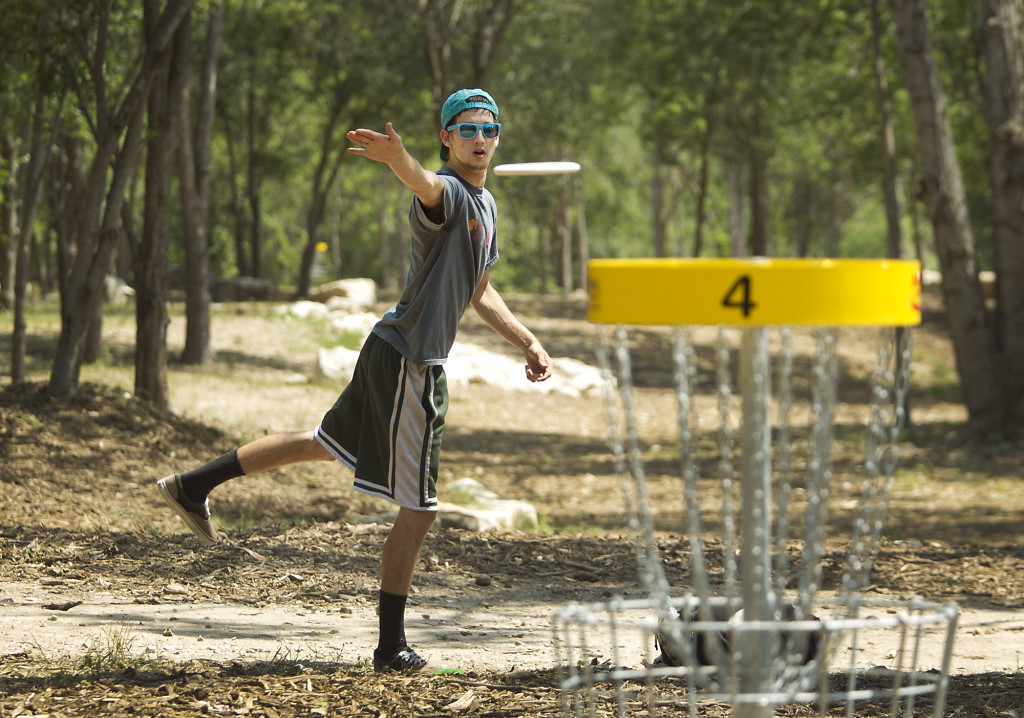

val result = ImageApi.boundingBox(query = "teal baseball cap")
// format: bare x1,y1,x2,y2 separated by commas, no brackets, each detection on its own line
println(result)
440,88,499,161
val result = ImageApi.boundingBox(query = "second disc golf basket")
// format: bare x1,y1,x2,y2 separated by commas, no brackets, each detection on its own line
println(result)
553,259,959,718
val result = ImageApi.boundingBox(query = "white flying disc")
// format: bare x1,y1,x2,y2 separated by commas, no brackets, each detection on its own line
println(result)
492,161,581,176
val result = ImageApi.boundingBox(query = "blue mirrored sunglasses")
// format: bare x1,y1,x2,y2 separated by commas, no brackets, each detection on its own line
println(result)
446,122,501,139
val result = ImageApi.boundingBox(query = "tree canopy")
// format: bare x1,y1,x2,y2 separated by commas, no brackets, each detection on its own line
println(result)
1,0,1022,434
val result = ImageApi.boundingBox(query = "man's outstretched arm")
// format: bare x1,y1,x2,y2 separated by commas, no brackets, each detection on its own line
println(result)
347,122,444,210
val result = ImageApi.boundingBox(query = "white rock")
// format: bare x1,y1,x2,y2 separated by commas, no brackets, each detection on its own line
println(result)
104,275,135,304
316,345,361,382
445,342,601,398
283,300,330,320
310,278,377,310
327,311,378,337
312,335,601,399
435,478,538,532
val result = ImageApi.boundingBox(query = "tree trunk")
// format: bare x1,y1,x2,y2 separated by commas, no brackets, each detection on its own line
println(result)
9,143,29,383
576,175,589,293
393,191,409,289
297,103,346,299
824,164,842,257
537,224,549,294
179,0,224,365
692,103,715,258
651,140,668,258
50,135,83,304
414,0,518,122
979,0,1024,426
728,162,746,257
47,0,194,400
556,194,572,293
224,125,249,277
377,188,393,286
872,0,904,261
748,108,771,257
134,0,187,409
889,0,1003,436
793,172,812,258
1,137,14,312
246,70,261,280
10,61,54,382
872,0,912,425
374,182,401,291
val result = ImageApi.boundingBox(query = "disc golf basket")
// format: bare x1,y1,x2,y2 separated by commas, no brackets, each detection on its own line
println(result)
552,259,959,718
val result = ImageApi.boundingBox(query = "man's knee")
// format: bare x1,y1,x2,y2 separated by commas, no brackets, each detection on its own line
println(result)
303,432,333,462
396,507,436,535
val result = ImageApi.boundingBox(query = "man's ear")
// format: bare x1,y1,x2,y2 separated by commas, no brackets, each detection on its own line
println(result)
439,128,451,151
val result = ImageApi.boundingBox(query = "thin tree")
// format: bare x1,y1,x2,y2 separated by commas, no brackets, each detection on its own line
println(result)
889,0,1002,436
134,0,190,408
978,0,1024,426
871,0,911,425
47,0,195,400
178,0,225,365
872,0,904,261
295,97,347,299
414,0,518,116
9,58,57,383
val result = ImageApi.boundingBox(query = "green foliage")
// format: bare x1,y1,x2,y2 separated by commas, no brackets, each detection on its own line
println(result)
0,0,1006,291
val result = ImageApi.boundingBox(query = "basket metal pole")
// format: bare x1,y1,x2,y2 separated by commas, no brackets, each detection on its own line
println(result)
737,326,774,718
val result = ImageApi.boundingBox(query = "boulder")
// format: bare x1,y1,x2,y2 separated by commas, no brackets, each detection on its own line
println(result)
104,275,135,305
281,300,330,320
978,270,996,300
310,278,377,311
316,345,361,382
435,478,538,532
328,311,378,337
446,342,602,398
313,336,603,399
211,276,272,301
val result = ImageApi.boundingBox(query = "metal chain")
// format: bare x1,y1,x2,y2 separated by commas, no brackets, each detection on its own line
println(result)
716,327,739,603
799,328,837,615
674,328,712,607
773,327,794,596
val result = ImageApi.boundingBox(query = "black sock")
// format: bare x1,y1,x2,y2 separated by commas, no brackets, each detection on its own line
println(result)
179,449,244,503
377,590,409,656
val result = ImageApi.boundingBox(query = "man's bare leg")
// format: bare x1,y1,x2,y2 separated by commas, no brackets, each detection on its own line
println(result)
158,430,333,544
236,429,333,474
375,507,437,672
381,507,437,594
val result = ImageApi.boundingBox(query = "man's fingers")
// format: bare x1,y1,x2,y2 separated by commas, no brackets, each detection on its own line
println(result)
348,129,384,145
525,363,552,382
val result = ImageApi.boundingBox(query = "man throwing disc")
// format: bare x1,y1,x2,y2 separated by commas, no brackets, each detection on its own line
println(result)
157,89,552,672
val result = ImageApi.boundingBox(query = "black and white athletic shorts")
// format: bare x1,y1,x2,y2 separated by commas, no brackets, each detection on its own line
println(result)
315,332,448,511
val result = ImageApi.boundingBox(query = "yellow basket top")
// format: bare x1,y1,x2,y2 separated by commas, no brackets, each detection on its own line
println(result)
587,258,921,326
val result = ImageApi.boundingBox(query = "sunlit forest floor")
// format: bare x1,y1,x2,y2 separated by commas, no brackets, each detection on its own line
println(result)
1,290,1021,716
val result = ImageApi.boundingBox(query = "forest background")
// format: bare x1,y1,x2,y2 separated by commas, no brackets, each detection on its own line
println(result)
1,0,1022,438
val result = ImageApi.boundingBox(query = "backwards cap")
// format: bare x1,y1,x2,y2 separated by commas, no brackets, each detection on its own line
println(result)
440,89,499,161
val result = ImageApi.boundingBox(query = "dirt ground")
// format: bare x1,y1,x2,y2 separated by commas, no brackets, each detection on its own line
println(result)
1,291,1023,717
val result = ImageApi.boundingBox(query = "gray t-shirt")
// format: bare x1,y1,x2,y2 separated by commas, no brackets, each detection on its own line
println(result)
372,167,499,365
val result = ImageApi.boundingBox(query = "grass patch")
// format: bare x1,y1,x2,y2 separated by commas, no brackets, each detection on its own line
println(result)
29,625,157,688
76,625,145,675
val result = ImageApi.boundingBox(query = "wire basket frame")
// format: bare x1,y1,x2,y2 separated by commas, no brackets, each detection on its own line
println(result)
553,322,958,718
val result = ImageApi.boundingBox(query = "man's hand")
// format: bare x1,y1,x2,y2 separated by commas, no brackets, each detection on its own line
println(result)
471,271,553,384
346,122,404,165
346,122,444,209
524,341,553,383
